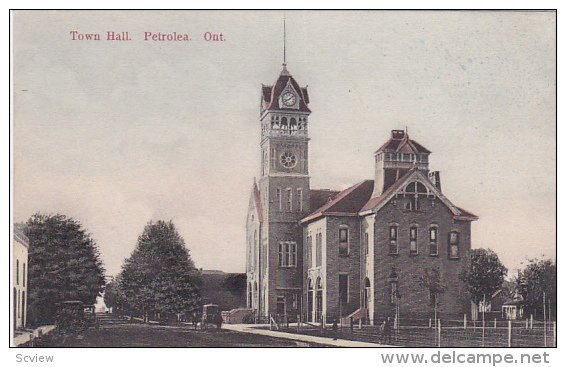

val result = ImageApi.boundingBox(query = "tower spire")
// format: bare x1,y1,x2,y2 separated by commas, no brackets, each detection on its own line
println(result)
283,14,287,66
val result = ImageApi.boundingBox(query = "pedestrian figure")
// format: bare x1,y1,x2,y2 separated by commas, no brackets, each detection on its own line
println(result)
350,316,354,332
215,313,223,329
332,318,338,340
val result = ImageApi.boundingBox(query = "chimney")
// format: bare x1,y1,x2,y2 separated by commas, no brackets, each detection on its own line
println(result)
391,130,405,140
429,171,441,192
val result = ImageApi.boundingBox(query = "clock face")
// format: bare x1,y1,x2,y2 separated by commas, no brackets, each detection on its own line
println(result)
282,92,297,107
280,151,297,168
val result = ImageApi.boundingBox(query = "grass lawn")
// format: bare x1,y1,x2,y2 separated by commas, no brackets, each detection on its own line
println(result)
30,324,327,347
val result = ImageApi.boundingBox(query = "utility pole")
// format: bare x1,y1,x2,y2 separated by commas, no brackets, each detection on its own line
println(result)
543,292,547,347
482,294,486,348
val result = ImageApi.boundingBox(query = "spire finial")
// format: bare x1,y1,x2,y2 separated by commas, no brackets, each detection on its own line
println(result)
283,14,287,66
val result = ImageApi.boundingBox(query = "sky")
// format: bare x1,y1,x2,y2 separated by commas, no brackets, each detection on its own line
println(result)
12,10,556,277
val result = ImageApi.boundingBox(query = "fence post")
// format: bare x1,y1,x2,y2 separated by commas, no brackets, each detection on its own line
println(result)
544,319,547,347
429,318,432,328
437,320,441,347
494,318,497,329
464,314,467,329
358,318,362,330
508,319,512,347
525,318,528,329
530,314,533,329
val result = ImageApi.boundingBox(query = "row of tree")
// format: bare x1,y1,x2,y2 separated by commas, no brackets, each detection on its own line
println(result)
22,213,203,326
460,248,556,319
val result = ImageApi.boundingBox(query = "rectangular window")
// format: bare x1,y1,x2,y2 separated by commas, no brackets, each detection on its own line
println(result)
290,242,297,267
339,274,349,305
389,225,398,254
286,188,292,212
278,241,297,267
297,188,303,212
276,188,282,212
429,227,438,256
278,243,284,267
339,228,349,256
449,231,460,258
316,233,322,267
410,226,418,254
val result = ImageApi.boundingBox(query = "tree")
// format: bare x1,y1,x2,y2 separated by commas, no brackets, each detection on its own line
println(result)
516,258,556,320
419,267,445,327
103,276,129,313
23,213,106,326
222,273,247,296
118,220,203,321
460,248,507,305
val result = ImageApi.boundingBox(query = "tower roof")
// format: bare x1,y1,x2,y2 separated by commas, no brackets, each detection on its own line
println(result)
261,66,310,113
375,130,431,154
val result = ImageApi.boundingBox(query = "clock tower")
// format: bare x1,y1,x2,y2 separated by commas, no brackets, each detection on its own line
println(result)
246,63,311,317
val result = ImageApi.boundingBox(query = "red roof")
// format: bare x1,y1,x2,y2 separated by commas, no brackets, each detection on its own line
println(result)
455,206,479,220
261,66,311,113
301,180,374,224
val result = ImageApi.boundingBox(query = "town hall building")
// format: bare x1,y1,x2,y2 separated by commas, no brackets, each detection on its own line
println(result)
246,63,478,325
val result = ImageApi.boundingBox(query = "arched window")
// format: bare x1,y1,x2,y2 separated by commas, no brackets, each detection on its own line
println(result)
280,117,288,129
316,277,323,290
409,225,418,255
429,225,439,256
363,277,371,308
289,118,297,131
338,226,349,256
389,224,398,254
405,181,427,211
16,260,19,286
405,181,427,194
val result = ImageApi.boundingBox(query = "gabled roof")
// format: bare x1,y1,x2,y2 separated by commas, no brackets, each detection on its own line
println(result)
375,132,431,154
261,66,311,113
301,180,374,224
359,169,478,221
360,168,418,213
251,180,264,223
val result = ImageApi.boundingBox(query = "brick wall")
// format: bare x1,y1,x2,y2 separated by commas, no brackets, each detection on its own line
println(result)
371,196,472,321
324,216,362,320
